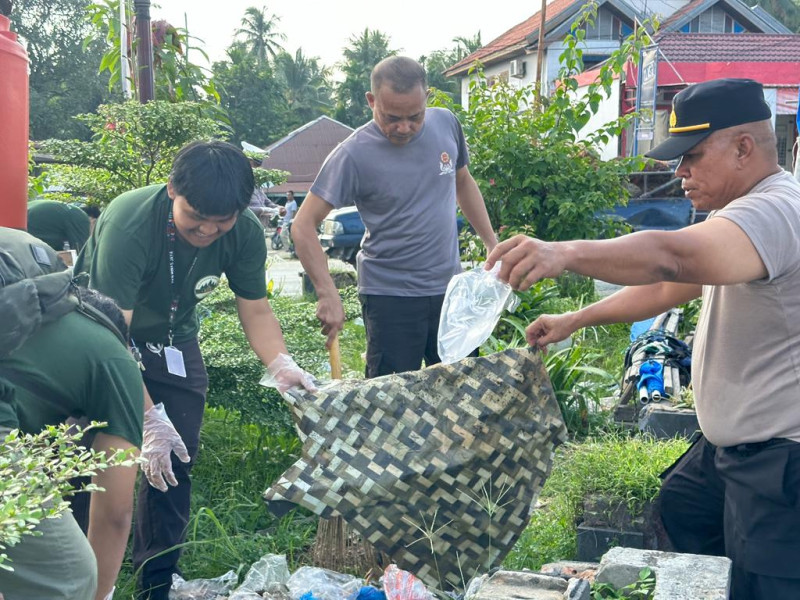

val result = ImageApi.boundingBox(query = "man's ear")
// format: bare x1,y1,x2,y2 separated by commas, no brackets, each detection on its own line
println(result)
366,91,375,109
736,134,755,161
167,180,174,199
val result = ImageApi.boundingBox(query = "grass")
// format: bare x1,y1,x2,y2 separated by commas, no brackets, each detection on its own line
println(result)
113,406,317,598
504,433,689,571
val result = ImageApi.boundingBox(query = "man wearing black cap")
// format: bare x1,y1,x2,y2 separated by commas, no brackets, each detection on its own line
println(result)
484,78,800,599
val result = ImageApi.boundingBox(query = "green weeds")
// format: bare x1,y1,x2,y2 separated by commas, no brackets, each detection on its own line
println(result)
504,434,688,571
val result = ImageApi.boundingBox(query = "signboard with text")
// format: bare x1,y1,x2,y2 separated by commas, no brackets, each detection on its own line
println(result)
634,46,659,153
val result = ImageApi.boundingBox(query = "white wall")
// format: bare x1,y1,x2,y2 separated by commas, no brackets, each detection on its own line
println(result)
573,81,622,161
459,55,540,110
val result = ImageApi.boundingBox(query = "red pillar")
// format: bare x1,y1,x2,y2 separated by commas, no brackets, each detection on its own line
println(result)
0,14,29,229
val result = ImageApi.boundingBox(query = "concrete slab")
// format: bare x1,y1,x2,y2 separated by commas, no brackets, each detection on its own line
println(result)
638,403,699,439
596,547,731,600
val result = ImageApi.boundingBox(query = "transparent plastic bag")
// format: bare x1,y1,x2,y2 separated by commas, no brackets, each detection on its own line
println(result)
286,566,362,600
231,553,291,597
437,263,520,364
168,570,237,599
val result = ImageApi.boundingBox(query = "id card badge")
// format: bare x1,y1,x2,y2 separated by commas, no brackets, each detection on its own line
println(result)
164,346,187,377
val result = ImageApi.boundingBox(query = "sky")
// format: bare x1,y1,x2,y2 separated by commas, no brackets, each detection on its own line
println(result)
154,1,538,70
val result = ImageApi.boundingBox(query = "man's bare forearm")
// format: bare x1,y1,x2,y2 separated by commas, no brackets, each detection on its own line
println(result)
572,282,702,330
291,218,338,298
558,231,686,286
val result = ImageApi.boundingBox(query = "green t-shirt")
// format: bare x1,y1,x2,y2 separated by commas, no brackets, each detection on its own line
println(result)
75,184,267,344
27,200,91,251
0,312,144,447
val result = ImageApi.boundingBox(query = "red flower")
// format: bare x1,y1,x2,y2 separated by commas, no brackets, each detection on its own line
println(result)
489,178,496,186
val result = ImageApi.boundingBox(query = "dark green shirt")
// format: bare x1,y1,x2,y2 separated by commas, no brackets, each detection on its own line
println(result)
75,184,267,344
0,312,144,447
27,200,91,251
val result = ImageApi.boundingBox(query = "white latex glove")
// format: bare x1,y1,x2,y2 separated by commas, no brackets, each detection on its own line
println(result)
263,354,317,394
141,403,190,492
102,586,115,600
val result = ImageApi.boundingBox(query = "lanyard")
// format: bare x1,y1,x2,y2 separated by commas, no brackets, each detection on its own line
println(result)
167,208,198,346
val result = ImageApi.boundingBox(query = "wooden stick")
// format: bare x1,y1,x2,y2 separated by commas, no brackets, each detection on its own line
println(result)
330,336,342,380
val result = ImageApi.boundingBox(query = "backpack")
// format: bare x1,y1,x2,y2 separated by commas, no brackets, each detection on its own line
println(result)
0,227,125,358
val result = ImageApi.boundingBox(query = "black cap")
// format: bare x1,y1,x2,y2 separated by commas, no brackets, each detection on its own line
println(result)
645,78,772,161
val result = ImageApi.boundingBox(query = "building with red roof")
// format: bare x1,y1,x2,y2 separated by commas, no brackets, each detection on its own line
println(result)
257,116,353,195
444,0,798,167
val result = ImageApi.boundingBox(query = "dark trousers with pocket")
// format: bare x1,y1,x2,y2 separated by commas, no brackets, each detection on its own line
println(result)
132,338,208,600
360,294,458,378
658,434,800,600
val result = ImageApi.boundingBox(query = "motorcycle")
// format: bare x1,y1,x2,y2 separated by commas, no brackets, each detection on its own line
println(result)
271,219,295,255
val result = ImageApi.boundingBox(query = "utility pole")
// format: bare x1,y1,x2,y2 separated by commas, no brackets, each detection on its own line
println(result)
134,0,154,102
535,0,548,106
120,0,132,99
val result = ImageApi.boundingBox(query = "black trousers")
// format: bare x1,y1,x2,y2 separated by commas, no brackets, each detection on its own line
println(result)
659,434,800,600
359,294,448,378
132,338,208,600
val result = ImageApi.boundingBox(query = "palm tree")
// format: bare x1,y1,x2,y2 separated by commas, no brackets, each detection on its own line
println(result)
235,6,286,64
334,28,396,127
276,49,333,122
452,31,482,61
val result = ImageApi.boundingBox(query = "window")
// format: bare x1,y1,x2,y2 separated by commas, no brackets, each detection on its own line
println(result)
583,9,629,40
680,7,746,33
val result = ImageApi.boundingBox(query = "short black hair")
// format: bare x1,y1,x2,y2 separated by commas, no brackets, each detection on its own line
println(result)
371,56,427,95
73,286,129,343
80,204,101,219
169,141,254,216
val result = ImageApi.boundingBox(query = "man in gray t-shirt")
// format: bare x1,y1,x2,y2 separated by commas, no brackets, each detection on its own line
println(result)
292,56,496,377
485,78,800,600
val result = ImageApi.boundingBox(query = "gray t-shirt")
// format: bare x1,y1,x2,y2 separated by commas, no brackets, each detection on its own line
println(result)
311,107,469,296
693,170,800,446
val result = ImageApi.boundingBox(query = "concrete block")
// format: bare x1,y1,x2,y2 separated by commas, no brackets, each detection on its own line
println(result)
576,525,644,562
470,570,567,600
596,547,731,600
638,403,699,439
566,577,592,600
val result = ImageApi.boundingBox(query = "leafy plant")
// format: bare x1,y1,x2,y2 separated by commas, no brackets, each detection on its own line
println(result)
544,345,616,436
86,0,221,106
27,142,47,199
593,567,656,599
0,423,137,569
37,100,288,205
38,100,222,204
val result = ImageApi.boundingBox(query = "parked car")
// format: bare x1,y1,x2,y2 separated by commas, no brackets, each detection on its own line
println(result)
318,208,469,266
319,206,364,266
608,172,708,231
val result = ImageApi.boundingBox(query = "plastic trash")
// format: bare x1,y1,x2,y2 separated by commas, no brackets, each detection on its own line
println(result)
229,591,270,600
630,317,656,341
382,565,434,600
229,553,292,598
356,586,387,600
287,566,362,600
437,262,520,364
168,570,237,600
